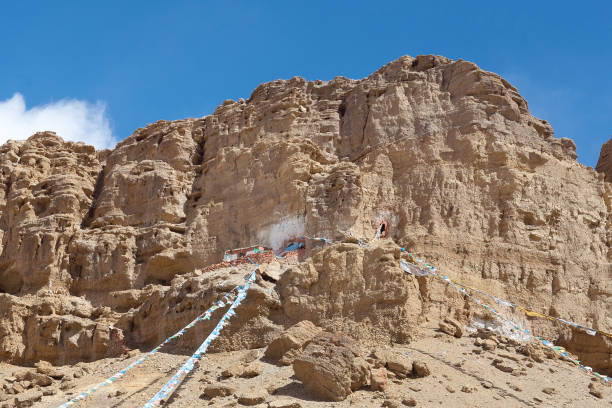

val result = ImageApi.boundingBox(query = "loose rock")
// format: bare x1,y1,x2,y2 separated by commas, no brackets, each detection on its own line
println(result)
461,385,476,393
240,362,264,378
483,339,497,351
221,362,244,378
412,361,430,378
588,382,604,399
202,383,236,399
402,397,417,406
382,399,401,408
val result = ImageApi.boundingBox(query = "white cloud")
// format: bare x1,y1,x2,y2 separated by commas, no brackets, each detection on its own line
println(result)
0,93,114,149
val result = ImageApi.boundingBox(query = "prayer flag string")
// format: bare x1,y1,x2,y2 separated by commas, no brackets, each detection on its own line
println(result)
142,269,257,407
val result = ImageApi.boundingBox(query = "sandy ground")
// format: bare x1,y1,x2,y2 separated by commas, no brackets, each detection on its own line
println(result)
1,326,604,408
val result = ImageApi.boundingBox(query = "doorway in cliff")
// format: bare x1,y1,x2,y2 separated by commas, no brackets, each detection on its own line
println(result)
376,220,389,238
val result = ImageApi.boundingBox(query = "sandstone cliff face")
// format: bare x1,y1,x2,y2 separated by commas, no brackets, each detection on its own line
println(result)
0,55,609,374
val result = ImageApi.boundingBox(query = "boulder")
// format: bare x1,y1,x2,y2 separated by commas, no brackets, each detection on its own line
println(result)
27,373,52,387
292,332,371,401
386,353,413,378
265,321,322,363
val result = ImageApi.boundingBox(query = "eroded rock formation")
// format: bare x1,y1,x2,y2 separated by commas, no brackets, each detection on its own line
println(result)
0,55,609,375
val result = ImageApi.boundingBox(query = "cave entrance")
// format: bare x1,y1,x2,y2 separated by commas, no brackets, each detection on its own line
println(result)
376,220,389,238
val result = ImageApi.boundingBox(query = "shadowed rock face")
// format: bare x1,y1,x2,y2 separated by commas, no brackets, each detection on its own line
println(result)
0,55,609,374
597,137,612,182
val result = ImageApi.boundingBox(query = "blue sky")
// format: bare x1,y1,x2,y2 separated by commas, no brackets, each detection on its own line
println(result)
0,1,610,166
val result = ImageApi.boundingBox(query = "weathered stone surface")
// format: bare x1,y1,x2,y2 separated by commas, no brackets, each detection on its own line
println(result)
265,321,322,362
292,332,371,401
0,55,608,376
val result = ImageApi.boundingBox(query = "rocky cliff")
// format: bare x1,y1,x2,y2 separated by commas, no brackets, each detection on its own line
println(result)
0,55,610,378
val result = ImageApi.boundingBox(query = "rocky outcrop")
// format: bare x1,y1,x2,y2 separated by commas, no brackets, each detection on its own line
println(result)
0,133,100,295
0,294,123,365
278,241,424,343
596,137,612,182
0,55,609,375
